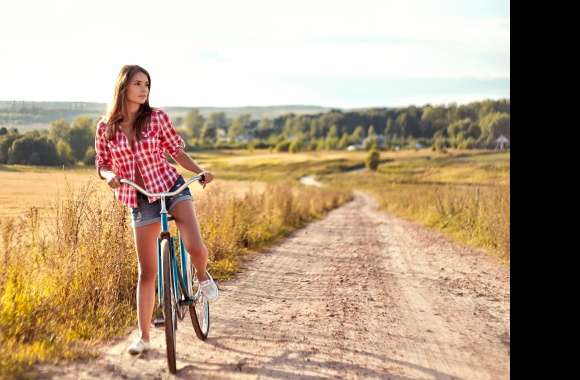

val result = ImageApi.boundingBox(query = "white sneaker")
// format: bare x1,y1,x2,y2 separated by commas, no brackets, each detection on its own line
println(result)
127,338,151,355
199,271,219,301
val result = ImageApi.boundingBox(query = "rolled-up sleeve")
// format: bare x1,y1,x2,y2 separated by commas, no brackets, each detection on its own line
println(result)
158,109,185,159
95,121,112,179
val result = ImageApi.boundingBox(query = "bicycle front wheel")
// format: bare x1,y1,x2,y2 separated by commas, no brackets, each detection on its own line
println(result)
161,238,177,374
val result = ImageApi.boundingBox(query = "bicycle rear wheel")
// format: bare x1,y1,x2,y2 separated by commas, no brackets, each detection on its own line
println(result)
189,267,210,341
161,238,177,374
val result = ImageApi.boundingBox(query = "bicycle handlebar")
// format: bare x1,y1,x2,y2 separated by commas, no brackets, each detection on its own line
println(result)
120,173,206,198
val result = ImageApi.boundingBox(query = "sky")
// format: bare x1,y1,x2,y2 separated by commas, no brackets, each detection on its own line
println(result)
1,0,510,109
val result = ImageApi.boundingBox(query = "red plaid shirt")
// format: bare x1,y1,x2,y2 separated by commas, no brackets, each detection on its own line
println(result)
94,108,186,208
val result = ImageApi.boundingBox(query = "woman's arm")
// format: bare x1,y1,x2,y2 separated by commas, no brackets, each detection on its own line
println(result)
173,150,214,186
157,109,214,185
173,150,205,174
95,121,121,188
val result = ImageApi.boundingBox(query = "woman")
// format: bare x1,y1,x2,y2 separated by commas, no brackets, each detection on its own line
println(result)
94,64,219,355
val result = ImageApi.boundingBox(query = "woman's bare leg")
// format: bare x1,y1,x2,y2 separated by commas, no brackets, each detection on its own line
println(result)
133,221,161,342
169,201,209,281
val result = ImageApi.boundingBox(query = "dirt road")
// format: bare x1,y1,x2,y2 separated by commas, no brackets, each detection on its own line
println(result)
38,191,510,379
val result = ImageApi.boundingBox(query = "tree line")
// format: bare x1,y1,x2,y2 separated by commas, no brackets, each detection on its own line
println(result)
176,98,510,152
0,117,95,166
0,98,509,166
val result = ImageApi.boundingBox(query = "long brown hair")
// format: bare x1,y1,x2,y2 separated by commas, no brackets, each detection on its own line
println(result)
104,65,154,141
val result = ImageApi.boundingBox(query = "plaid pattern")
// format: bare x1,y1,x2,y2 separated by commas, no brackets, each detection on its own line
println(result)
95,108,185,208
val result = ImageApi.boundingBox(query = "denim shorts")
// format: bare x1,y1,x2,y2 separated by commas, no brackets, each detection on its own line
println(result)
130,175,193,228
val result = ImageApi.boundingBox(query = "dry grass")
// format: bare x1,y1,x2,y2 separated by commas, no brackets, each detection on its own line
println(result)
0,148,509,377
0,165,267,220
321,150,510,262
0,174,351,377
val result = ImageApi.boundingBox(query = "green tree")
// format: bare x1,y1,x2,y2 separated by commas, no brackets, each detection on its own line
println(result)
309,120,321,140
8,135,59,165
324,125,339,150
66,123,94,161
182,108,205,139
228,119,244,143
228,114,250,143
57,140,74,165
201,112,227,144
49,118,70,142
480,112,510,140
315,138,326,151
384,118,397,137
201,121,216,144
83,146,96,165
467,124,482,139
396,112,420,137
256,118,272,138
365,125,378,150
327,124,338,139
337,134,350,150
0,133,21,163
289,139,304,153
351,125,364,142
432,135,449,153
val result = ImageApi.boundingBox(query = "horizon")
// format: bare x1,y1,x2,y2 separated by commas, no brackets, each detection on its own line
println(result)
0,96,510,111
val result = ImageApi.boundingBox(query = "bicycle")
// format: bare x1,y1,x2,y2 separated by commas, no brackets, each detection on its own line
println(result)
121,174,212,374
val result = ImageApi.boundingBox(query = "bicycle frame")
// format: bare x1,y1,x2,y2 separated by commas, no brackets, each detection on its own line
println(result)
120,174,205,308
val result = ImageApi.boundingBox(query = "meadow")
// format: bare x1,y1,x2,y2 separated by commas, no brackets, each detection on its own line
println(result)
0,148,509,377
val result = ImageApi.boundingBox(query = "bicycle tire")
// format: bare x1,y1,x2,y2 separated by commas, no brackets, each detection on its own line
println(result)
161,238,177,374
189,266,210,341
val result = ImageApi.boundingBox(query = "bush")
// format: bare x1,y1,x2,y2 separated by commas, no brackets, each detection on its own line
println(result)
289,140,304,153
213,142,236,150
365,149,380,171
275,140,291,152
253,141,270,149
457,137,476,150
432,137,449,153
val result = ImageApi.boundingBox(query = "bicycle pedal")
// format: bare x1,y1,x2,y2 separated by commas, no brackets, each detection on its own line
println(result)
153,317,165,327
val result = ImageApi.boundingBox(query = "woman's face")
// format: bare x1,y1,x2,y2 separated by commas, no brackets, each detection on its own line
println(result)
126,71,150,105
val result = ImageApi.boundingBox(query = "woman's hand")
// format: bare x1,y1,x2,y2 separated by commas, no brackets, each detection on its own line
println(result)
199,170,214,189
107,175,122,189
101,169,122,189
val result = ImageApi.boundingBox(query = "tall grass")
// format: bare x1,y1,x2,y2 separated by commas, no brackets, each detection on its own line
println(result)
370,182,510,262
0,181,136,377
0,179,351,377
194,181,351,279
322,152,510,262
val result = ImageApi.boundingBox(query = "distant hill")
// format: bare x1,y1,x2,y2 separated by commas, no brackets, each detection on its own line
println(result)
0,101,332,132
